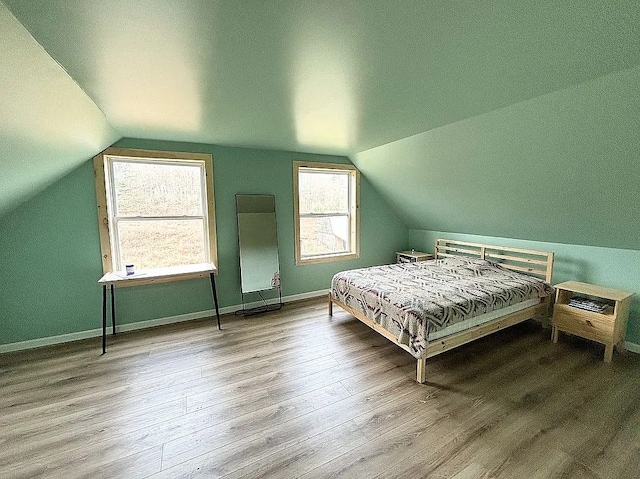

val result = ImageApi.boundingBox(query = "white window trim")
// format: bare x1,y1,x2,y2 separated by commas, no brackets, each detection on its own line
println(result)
293,161,360,265
94,147,218,275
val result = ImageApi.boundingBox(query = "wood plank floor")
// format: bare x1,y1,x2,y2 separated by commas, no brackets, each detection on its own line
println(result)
1,297,639,478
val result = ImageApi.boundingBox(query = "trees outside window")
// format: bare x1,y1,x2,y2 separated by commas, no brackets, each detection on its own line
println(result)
94,148,217,273
293,161,359,265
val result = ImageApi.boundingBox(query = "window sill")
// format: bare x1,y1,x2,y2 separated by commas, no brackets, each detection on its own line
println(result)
296,252,359,266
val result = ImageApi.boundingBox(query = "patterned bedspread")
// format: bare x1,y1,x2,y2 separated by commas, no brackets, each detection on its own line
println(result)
331,257,553,358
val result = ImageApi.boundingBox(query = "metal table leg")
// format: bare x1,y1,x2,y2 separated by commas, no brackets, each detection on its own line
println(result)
102,284,117,353
102,285,107,354
210,272,221,329
110,284,116,336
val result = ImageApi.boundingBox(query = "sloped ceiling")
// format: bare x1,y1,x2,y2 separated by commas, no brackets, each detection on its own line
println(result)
1,0,639,220
353,66,640,250
0,2,118,217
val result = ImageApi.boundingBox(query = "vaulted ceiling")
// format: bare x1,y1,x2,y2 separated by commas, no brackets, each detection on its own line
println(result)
1,0,638,217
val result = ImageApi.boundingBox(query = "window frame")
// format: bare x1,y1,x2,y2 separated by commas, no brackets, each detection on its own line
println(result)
94,147,218,274
293,161,360,265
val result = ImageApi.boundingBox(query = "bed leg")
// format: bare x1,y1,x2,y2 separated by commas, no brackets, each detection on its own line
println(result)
542,295,552,329
328,292,333,317
416,357,427,384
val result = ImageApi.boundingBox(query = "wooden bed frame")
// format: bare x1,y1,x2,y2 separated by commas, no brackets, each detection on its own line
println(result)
328,239,554,383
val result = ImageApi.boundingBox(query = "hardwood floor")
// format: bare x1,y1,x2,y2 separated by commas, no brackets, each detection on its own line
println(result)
1,297,639,478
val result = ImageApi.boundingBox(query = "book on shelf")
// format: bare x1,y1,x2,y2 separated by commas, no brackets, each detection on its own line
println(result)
568,297,608,313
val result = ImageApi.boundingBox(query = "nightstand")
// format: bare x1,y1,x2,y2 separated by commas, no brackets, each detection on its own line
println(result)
551,281,634,362
396,250,434,263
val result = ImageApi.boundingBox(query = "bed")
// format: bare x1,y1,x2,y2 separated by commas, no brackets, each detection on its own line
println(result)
328,239,554,383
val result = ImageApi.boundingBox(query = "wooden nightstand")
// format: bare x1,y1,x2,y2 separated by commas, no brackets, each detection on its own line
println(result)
396,250,434,263
552,281,634,362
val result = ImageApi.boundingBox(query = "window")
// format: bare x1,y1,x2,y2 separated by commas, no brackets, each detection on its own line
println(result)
293,161,359,265
94,148,217,273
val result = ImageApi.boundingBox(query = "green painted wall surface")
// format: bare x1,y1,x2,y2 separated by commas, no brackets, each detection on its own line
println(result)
409,230,640,345
353,66,640,251
0,140,408,346
0,161,103,342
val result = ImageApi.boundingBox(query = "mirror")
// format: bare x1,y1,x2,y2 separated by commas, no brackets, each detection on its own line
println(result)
236,195,281,295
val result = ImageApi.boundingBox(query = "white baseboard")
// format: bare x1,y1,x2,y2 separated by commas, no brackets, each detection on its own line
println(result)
3,289,637,356
624,341,640,354
0,289,329,354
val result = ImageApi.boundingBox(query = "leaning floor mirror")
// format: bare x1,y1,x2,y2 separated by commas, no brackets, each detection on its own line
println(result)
236,194,283,315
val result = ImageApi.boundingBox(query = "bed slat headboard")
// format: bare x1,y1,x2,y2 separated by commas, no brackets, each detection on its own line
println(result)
435,239,554,283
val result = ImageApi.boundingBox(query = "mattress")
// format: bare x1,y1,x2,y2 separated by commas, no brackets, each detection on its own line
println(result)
331,257,553,358
426,297,540,341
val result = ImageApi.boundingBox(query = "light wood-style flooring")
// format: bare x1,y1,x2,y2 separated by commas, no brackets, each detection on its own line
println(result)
1,297,639,478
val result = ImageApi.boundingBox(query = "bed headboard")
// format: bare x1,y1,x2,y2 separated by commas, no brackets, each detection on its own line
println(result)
435,238,554,283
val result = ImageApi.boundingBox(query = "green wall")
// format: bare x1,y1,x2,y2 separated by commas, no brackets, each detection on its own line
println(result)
352,66,640,251
409,230,640,345
0,139,408,348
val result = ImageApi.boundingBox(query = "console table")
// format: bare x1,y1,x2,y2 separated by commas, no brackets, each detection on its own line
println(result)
98,262,220,353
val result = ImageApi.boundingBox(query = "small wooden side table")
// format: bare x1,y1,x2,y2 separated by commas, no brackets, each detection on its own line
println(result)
396,250,434,264
552,281,634,362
